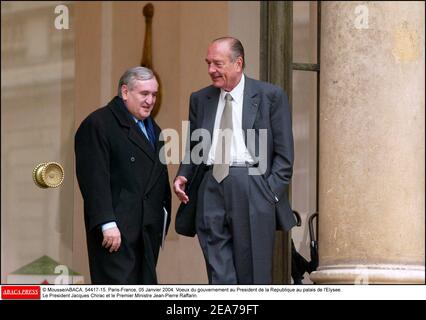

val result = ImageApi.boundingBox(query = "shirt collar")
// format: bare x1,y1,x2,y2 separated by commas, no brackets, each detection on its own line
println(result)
133,116,152,127
220,74,245,104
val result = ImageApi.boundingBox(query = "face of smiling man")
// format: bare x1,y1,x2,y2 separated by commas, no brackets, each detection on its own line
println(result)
121,78,158,120
205,40,243,92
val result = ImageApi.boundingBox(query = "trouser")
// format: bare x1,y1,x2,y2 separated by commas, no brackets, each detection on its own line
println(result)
196,166,276,284
87,227,158,285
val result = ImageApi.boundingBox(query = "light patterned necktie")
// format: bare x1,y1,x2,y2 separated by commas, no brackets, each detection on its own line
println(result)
212,93,233,183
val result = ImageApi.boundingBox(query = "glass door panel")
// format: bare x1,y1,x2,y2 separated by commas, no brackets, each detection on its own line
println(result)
1,1,78,284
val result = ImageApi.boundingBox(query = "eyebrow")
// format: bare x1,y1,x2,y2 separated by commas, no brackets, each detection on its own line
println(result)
205,59,223,64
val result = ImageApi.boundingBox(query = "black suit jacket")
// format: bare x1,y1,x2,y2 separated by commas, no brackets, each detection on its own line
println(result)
176,76,296,236
75,96,171,284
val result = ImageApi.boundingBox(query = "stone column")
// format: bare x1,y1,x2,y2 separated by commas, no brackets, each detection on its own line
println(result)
310,2,425,284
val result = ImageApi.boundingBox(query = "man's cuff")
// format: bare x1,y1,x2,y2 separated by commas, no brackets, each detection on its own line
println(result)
101,221,117,232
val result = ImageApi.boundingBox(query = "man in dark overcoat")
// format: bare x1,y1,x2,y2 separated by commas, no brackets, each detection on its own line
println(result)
75,66,171,284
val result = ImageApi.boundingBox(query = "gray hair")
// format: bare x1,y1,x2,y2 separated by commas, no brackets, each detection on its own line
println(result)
212,37,245,69
117,66,155,97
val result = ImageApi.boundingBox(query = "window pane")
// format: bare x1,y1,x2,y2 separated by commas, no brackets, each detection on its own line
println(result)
291,70,318,283
293,1,318,64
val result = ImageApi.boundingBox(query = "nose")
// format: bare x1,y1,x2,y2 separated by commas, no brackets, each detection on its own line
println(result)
208,64,216,74
146,94,154,105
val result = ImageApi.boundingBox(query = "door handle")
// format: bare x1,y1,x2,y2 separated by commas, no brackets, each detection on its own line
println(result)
32,162,64,188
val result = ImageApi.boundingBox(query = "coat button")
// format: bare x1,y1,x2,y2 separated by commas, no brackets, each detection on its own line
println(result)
144,195,148,200
130,156,135,162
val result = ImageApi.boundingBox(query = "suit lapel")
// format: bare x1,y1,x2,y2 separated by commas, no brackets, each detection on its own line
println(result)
128,126,155,162
109,96,164,196
242,77,260,132
201,88,220,158
144,122,165,195
109,97,155,162
203,89,220,138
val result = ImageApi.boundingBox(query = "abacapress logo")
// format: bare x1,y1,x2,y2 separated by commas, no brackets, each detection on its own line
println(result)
1,286,41,300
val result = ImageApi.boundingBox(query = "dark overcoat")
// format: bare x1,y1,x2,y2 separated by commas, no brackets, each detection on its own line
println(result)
75,96,171,284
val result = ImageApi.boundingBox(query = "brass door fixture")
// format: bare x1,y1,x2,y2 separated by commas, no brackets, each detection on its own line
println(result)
141,3,162,118
33,162,64,188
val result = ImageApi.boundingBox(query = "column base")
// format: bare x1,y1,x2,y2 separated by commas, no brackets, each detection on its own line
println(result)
309,264,425,284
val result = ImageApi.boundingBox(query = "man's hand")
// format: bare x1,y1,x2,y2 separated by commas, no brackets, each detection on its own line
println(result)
102,227,121,253
173,176,189,204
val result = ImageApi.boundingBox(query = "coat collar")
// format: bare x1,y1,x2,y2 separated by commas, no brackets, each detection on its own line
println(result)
109,96,156,162
109,96,165,195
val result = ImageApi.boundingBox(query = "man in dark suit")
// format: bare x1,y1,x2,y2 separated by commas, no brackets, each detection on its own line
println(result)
174,37,296,284
75,66,171,284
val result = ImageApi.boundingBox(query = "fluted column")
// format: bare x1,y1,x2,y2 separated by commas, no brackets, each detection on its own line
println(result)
310,1,425,284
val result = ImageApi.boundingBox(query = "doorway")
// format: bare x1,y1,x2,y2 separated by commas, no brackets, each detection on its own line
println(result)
1,1,77,284
261,1,319,284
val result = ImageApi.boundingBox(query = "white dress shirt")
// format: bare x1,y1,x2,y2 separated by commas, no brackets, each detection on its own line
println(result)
207,74,254,165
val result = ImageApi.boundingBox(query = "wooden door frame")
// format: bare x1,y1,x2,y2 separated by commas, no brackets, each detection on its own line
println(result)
260,1,293,284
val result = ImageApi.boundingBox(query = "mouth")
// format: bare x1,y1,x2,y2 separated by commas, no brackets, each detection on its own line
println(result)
211,75,223,81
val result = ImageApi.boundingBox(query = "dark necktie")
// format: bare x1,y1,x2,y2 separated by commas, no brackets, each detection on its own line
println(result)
138,118,155,149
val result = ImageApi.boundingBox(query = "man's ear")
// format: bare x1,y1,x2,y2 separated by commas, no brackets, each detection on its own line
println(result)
121,85,129,100
236,57,243,72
